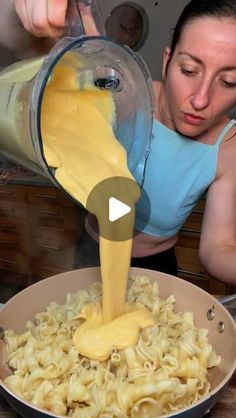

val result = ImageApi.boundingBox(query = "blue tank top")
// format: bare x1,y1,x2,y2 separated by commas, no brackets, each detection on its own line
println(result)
133,118,236,238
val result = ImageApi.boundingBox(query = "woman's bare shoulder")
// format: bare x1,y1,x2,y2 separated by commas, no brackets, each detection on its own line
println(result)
222,119,236,144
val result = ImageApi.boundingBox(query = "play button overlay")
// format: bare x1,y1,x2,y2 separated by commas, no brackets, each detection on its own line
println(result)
86,176,151,241
109,197,131,222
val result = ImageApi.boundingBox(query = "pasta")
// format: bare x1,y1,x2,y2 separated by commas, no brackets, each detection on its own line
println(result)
3,276,221,417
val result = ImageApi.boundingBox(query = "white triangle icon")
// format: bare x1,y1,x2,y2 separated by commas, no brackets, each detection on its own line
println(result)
109,197,131,222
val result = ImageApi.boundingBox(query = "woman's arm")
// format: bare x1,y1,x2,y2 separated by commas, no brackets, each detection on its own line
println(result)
199,142,236,285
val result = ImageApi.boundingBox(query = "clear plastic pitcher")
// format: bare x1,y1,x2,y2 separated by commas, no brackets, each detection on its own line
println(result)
0,30,154,201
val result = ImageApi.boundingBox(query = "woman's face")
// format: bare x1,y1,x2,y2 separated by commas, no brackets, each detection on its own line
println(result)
162,17,236,138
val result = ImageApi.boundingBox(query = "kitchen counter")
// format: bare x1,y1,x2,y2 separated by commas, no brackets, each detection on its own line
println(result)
0,372,235,417
0,159,52,187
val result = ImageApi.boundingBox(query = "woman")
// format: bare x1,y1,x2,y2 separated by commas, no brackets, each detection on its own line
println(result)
130,0,236,284
1,0,236,284
84,0,236,286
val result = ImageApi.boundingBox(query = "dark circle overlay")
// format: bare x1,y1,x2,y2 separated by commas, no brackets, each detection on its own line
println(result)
86,176,151,242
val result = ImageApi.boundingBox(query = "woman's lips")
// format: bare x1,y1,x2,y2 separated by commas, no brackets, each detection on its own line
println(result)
183,113,205,126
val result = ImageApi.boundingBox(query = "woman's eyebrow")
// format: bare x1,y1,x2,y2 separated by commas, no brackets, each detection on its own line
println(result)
178,52,203,64
178,51,236,71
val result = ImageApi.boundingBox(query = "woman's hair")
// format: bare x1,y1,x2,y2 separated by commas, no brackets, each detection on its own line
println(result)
170,0,236,54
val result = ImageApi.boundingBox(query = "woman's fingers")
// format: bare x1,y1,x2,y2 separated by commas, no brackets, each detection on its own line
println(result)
14,0,100,38
47,0,68,31
28,0,52,37
14,0,31,32
14,0,68,38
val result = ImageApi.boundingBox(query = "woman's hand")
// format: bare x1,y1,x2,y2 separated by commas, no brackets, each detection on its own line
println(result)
14,0,69,38
0,0,100,58
14,0,99,38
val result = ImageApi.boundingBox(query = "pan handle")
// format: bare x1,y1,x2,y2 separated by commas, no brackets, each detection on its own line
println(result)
218,293,236,305
218,294,236,322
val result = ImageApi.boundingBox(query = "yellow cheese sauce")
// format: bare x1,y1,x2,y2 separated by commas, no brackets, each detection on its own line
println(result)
73,303,154,361
41,53,154,360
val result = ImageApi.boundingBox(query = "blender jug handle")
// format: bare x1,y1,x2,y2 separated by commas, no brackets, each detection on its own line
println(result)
65,0,105,37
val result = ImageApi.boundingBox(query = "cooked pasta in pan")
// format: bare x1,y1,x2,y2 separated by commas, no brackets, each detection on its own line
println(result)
3,276,221,418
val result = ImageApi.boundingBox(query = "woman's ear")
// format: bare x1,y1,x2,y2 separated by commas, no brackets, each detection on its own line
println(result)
162,47,171,81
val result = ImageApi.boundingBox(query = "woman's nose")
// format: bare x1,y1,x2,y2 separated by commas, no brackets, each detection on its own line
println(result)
190,80,212,110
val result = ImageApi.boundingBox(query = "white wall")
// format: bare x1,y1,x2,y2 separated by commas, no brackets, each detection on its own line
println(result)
96,0,189,79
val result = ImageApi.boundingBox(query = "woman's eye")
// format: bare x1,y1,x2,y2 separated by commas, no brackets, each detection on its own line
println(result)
220,79,236,88
180,68,196,76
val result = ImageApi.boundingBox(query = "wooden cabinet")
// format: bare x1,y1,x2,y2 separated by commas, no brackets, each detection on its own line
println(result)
176,200,235,294
1,185,235,295
176,202,205,288
0,186,30,281
0,183,85,286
